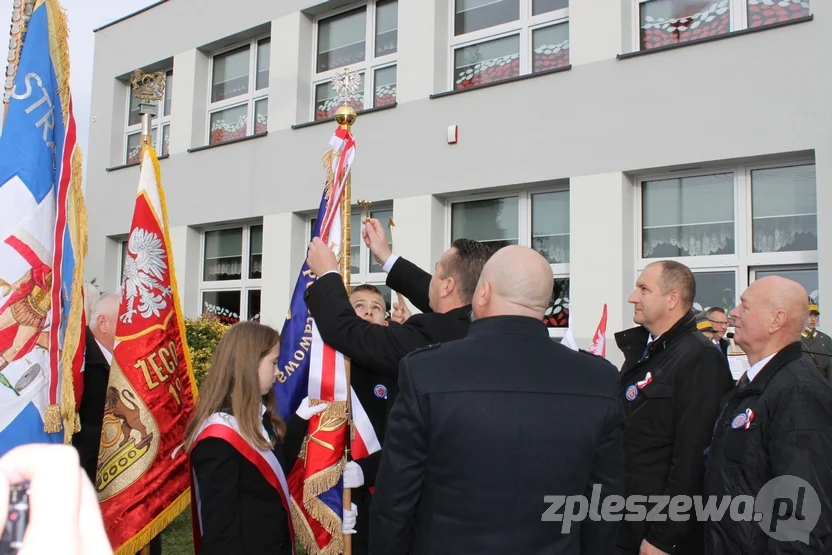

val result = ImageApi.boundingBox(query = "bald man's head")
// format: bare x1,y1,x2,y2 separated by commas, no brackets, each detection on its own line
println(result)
90,292,121,353
471,246,552,320
730,276,807,363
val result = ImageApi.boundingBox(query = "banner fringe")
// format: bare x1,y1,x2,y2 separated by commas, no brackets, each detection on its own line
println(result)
58,145,87,441
303,454,346,504
42,0,71,124
113,488,190,555
146,145,200,405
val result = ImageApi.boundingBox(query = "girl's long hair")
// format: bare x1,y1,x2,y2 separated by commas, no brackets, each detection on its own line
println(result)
184,321,286,453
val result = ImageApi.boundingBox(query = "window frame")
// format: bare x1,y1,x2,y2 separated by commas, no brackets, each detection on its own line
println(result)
445,185,571,336
124,69,173,164
198,221,263,324
311,1,399,121
632,0,811,52
448,0,569,90
206,36,271,145
634,158,818,309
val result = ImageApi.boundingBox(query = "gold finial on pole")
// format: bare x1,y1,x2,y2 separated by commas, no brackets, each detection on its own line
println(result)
357,199,371,221
332,67,360,131
3,0,37,125
130,69,165,150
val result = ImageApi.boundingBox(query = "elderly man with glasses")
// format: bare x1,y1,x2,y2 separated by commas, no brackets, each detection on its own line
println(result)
706,306,730,357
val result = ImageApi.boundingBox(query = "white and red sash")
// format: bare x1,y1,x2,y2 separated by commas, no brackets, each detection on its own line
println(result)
189,413,296,554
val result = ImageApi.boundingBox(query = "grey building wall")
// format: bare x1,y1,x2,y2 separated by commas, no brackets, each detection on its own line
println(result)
84,0,831,363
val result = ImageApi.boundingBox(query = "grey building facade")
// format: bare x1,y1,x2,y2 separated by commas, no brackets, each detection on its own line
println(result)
85,0,827,365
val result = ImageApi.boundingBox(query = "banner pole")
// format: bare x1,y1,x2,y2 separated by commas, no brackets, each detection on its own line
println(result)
334,96,356,555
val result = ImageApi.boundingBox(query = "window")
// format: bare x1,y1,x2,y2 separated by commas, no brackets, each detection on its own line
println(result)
208,37,270,145
638,161,817,311
638,0,810,51
451,0,569,91
200,223,263,324
750,266,819,306
309,205,395,314
125,69,172,164
449,188,570,330
118,239,128,284
313,1,398,121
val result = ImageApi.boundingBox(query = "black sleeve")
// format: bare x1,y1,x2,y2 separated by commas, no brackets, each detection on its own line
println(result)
645,348,733,553
305,273,437,377
580,399,626,553
386,257,433,314
766,383,832,554
369,357,427,555
191,438,246,552
356,450,382,488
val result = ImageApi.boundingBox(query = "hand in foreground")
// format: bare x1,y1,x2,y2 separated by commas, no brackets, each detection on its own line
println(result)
343,461,364,488
361,218,392,266
306,237,338,277
639,539,670,555
296,397,328,420
391,292,412,324
342,502,358,534
0,444,113,555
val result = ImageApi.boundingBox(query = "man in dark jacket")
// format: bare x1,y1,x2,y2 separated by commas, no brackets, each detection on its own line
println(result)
704,277,832,554
304,233,492,554
370,245,625,555
303,234,492,378
615,260,733,555
706,307,731,357
73,292,120,482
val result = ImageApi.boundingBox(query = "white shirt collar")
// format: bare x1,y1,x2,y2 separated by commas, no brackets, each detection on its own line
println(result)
747,353,776,382
95,339,113,365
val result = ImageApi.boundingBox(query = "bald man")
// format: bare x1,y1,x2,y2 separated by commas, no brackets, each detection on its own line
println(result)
704,277,832,554
370,246,625,555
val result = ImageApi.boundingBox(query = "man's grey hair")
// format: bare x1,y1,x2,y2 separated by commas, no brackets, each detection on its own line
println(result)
89,293,121,330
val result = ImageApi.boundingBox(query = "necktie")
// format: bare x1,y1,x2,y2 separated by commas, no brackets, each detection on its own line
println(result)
737,372,750,388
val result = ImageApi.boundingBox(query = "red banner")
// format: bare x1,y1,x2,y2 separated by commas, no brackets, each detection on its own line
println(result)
96,145,198,554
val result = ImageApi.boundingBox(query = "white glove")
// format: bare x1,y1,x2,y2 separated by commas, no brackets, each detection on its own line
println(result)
342,502,358,534
343,461,364,488
296,397,328,420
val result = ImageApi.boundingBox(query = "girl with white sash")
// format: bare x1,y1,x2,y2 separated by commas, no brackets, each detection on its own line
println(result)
182,321,358,554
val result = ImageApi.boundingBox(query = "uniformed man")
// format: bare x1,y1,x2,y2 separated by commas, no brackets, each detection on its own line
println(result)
801,296,832,380
370,246,624,555
615,261,733,555
704,278,832,553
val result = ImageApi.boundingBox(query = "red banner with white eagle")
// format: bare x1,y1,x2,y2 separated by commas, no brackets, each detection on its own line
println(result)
95,143,198,554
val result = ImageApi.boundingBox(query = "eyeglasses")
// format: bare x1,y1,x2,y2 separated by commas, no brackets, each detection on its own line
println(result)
709,319,729,327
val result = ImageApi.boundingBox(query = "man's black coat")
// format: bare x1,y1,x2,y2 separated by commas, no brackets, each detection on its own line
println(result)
72,326,111,483
614,311,734,555
303,257,472,554
704,342,832,554
370,316,625,555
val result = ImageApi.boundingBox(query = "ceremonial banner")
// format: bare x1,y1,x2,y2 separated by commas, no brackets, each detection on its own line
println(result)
277,124,380,555
0,0,87,455
561,303,608,358
96,144,197,554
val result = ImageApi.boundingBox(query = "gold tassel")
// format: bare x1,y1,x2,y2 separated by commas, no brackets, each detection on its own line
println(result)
73,413,80,433
321,150,335,198
303,454,346,504
43,404,61,433
56,145,88,440
42,0,71,124
149,146,200,404
113,488,190,555
304,497,346,555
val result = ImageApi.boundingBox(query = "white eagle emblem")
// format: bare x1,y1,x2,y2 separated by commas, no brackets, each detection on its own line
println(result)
120,228,172,324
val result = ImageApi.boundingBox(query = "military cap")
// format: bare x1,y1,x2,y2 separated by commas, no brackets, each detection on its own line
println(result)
694,310,715,333
809,297,820,314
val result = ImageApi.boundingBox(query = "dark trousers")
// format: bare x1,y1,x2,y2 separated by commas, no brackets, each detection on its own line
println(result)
351,487,372,555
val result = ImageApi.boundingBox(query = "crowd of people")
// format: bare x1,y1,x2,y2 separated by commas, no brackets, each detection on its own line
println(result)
3,218,832,555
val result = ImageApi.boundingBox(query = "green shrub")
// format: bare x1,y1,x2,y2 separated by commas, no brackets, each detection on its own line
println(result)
184,312,229,386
